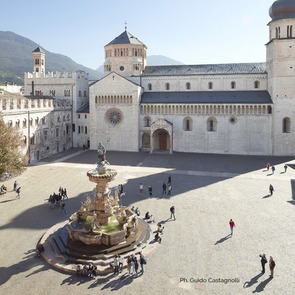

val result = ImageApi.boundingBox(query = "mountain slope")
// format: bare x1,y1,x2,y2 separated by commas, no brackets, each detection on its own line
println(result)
0,31,102,84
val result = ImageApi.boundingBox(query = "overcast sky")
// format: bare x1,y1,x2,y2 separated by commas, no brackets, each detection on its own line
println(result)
1,0,275,70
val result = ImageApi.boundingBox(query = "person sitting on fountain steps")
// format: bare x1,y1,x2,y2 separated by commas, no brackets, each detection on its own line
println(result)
144,212,155,223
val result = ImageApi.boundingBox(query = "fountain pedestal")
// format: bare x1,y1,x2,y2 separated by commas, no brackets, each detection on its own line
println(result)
67,143,138,247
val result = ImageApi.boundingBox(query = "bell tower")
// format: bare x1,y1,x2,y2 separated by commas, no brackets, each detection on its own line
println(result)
266,0,295,100
266,0,295,155
104,26,147,77
32,47,45,73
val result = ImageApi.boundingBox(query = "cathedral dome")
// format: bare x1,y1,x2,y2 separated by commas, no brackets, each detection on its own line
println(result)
269,0,295,21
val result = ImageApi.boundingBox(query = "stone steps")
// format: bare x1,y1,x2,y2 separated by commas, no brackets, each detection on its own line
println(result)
41,220,157,275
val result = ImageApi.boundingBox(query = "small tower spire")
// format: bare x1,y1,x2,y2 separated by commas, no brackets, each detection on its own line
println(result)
125,21,127,31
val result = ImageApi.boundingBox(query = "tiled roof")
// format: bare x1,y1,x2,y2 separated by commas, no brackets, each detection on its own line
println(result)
106,30,146,46
143,63,266,76
76,103,89,113
141,91,272,104
32,46,45,53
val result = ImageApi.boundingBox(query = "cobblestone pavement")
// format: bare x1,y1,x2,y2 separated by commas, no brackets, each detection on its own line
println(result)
0,149,295,295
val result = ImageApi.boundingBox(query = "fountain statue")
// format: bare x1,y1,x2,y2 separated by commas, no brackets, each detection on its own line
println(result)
67,142,137,246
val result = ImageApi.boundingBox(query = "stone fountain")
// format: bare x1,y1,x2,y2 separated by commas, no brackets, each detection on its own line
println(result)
40,143,152,274
67,142,138,246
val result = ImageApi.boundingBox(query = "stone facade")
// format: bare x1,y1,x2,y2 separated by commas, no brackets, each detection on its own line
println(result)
0,91,72,162
1,0,295,158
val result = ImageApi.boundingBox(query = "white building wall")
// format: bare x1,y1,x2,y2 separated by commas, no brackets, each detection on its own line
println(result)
89,73,141,151
0,93,72,162
141,74,268,92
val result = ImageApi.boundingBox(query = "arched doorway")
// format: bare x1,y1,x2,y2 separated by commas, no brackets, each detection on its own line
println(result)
152,129,170,151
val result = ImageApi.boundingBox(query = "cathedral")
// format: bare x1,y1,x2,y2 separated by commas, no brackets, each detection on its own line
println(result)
1,0,295,162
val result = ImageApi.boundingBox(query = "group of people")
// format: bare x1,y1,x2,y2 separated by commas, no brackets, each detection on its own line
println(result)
139,175,173,198
47,187,68,214
266,163,289,196
0,181,21,198
76,263,97,278
229,221,276,278
259,254,276,278
125,253,146,276
131,206,140,216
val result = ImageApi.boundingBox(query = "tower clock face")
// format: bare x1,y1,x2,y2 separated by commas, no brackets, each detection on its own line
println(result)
106,109,123,125
119,66,125,71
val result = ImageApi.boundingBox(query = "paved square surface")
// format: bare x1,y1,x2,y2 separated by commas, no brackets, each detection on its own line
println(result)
0,149,295,295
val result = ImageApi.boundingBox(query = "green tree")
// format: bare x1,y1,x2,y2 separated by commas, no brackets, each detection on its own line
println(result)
0,115,27,176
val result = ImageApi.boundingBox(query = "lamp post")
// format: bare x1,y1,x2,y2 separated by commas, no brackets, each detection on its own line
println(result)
27,110,31,164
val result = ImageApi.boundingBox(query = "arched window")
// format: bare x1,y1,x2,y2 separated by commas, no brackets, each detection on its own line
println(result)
268,106,272,114
231,81,236,89
186,82,191,90
183,117,192,131
276,27,281,38
254,81,260,89
207,117,217,132
23,119,27,128
144,116,151,127
22,135,27,145
208,82,213,89
283,117,291,133
30,134,35,145
165,83,170,90
148,83,152,91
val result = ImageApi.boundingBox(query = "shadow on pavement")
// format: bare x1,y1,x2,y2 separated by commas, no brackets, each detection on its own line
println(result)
252,276,273,293
243,272,264,288
0,254,48,285
214,234,231,245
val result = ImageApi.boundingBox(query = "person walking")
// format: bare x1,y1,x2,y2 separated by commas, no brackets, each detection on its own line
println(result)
259,253,268,273
139,253,146,274
170,206,176,220
162,182,167,195
63,188,68,199
168,183,172,196
266,163,270,171
13,181,18,191
148,186,153,197
139,183,143,196
269,256,276,278
118,255,124,273
132,255,139,276
168,175,171,185
126,255,132,275
229,219,235,236
113,255,119,275
16,187,21,199
60,200,67,215
271,166,276,174
284,164,288,173
269,184,274,196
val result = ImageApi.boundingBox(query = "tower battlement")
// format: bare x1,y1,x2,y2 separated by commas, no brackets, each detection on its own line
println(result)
25,70,89,80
